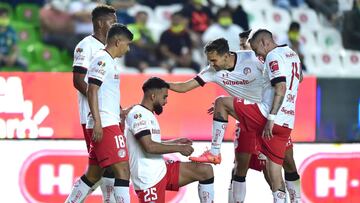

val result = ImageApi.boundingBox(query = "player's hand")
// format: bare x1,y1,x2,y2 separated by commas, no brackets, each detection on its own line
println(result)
262,119,274,140
179,144,194,156
174,138,193,145
92,122,103,142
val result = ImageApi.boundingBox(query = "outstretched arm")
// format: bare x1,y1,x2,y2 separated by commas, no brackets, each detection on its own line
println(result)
168,78,201,93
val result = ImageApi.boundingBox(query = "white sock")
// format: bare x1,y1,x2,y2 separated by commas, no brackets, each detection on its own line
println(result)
228,180,234,203
198,183,214,203
100,177,115,203
114,186,130,203
210,120,228,155
272,190,286,203
65,178,92,203
232,180,246,203
286,179,301,203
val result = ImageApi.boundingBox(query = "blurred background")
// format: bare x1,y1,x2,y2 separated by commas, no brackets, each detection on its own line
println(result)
0,0,359,202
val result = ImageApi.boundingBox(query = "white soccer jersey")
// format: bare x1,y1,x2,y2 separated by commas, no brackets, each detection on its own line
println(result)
259,45,301,129
73,35,105,124
125,105,167,190
196,50,269,103
86,49,121,128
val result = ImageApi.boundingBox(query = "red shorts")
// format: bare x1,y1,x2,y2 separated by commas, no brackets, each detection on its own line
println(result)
81,124,91,152
135,161,180,203
87,125,128,168
233,98,266,155
259,125,292,165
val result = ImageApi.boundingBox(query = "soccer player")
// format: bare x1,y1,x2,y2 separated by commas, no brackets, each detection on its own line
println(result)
66,23,133,203
167,36,270,202
72,4,117,201
126,77,214,203
246,28,302,203
228,30,302,203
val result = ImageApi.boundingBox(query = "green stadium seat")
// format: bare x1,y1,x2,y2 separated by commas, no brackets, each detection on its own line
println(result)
0,2,14,20
15,3,40,26
12,22,39,45
30,43,62,71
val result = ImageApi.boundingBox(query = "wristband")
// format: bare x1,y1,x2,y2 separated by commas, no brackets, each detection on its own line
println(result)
267,114,276,121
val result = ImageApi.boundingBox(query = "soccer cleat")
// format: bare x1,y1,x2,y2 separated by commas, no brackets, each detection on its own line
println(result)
189,150,221,164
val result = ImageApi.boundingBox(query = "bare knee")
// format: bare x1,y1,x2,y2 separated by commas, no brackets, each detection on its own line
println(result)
111,161,130,180
234,153,251,176
283,149,297,172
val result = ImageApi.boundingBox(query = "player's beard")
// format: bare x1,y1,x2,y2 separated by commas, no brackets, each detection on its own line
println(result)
154,102,163,115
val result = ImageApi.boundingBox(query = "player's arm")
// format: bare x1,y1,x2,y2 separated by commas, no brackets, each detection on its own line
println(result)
87,79,102,142
269,79,286,115
167,78,201,93
136,130,193,156
73,71,87,96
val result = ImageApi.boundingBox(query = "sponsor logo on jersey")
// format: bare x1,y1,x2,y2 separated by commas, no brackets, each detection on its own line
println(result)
134,113,142,119
114,74,119,79
285,52,296,58
134,120,146,128
269,60,279,72
76,48,83,53
286,94,296,103
243,67,251,75
97,61,106,67
151,129,160,134
280,107,295,115
222,79,252,85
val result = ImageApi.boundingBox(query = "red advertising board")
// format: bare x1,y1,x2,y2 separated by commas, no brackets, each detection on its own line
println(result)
0,73,316,141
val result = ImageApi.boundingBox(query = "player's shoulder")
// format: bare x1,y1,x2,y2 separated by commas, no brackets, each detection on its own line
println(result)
75,35,93,48
128,105,152,120
235,50,257,61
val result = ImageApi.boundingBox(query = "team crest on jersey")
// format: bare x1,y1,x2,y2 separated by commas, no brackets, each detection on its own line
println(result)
118,149,126,158
243,67,251,75
134,113,142,119
76,48,83,53
97,61,106,67
269,60,279,72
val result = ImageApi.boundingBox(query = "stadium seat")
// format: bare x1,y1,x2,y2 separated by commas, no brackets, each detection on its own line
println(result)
15,3,40,26
291,7,320,32
243,5,266,28
153,4,183,28
299,29,318,52
312,51,343,76
11,22,38,45
316,27,342,49
172,67,197,75
127,4,154,20
342,50,360,76
0,2,13,20
143,67,169,75
263,7,291,32
30,43,62,71
242,0,272,10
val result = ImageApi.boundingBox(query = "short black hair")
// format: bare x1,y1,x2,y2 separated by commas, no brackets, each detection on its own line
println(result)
107,23,133,41
92,4,116,21
142,77,170,93
216,7,232,19
249,29,273,43
289,21,300,30
239,29,252,39
204,38,229,55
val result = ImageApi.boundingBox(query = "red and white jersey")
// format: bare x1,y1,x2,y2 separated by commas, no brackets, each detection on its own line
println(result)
196,50,270,103
125,105,166,190
259,45,301,129
73,35,104,124
86,49,121,128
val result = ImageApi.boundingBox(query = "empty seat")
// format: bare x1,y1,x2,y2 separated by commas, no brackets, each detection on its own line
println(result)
313,51,343,76
15,3,40,26
316,27,342,49
342,50,360,76
11,22,39,45
299,29,318,52
243,5,266,28
263,7,291,32
291,8,320,32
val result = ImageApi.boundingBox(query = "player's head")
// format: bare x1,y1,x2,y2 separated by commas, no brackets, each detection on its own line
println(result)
204,38,231,71
106,23,133,57
239,29,252,50
92,5,117,34
248,29,276,58
142,77,169,115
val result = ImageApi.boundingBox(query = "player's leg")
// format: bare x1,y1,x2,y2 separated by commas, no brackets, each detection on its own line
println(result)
228,168,235,203
110,161,130,203
178,162,214,203
283,145,301,203
190,96,238,164
266,160,287,203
